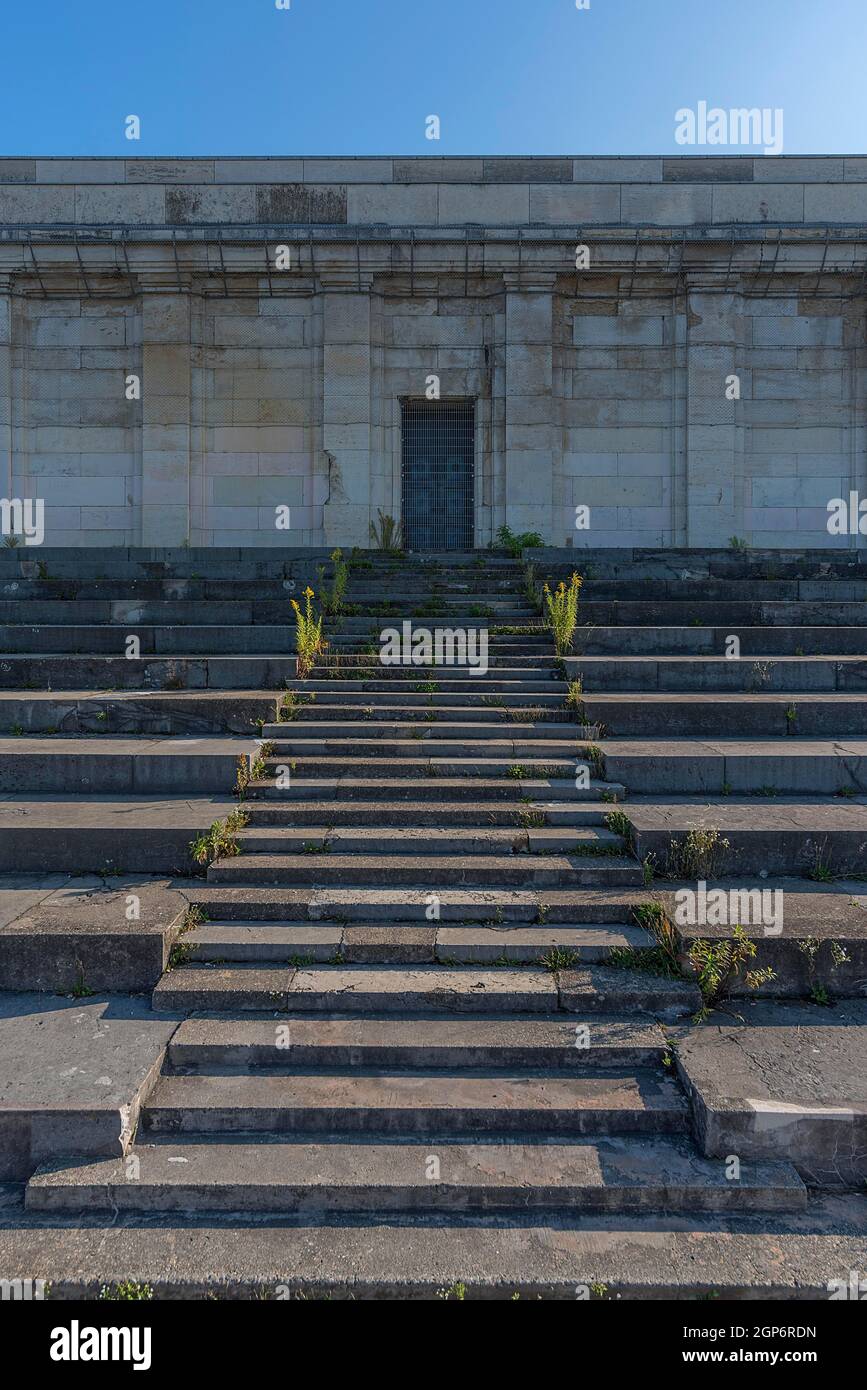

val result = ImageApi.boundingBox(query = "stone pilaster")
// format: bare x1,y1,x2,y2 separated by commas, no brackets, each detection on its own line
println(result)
321,275,373,548
0,277,11,502
685,285,744,546
140,276,192,546
503,274,555,540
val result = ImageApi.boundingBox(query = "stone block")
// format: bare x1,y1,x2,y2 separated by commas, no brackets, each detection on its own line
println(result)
75,185,166,223
621,184,713,225
529,184,620,223
438,184,530,224
572,158,662,182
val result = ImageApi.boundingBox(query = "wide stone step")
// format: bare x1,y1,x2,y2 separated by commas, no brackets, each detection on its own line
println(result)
184,919,648,965
0,655,300,690
234,826,623,856
5,1196,864,1298
567,655,867,693
0,689,278,737
205,851,643,887
572,626,867,656
26,1136,806,1215
578,692,867,738
138,1067,688,1136
628,799,867,875
164,1014,667,1070
0,736,255,794
0,624,299,655
247,776,624,802
601,737,867,795
576,601,867,627
152,962,700,1017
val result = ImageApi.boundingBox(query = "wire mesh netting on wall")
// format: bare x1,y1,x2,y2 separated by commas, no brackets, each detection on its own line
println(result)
401,399,475,551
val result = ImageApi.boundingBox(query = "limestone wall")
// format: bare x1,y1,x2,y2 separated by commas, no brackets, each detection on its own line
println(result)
1,156,865,549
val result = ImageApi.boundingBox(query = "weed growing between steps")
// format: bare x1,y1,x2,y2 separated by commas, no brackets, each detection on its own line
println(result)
317,548,349,616
797,936,851,1005
687,926,776,1023
496,524,543,558
543,572,583,656
190,808,249,870
369,510,404,553
291,587,327,678
275,690,315,722
663,828,732,879
235,744,273,799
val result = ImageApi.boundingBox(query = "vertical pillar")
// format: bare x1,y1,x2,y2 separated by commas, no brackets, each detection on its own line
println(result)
503,273,555,541
140,276,192,546
321,275,373,548
0,276,11,502
685,285,744,546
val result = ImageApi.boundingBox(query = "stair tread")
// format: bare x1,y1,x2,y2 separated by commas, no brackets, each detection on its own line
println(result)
28,1135,805,1197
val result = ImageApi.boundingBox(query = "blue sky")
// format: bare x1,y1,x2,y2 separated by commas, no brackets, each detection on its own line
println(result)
2,0,865,155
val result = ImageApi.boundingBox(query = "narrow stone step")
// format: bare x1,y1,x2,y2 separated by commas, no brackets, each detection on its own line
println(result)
261,754,598,776
152,962,699,1017
262,721,583,742
26,1136,806,1215
243,800,613,826
204,851,643,888
248,776,624,802
266,738,585,759
187,884,649,923
234,826,624,856
164,1014,668,1070
139,1067,688,1136
183,920,649,965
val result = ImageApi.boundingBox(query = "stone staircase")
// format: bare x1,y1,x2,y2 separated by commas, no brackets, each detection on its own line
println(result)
2,546,866,1296
21,554,813,1238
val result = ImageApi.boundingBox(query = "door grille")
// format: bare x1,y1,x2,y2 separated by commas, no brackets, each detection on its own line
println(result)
401,399,475,551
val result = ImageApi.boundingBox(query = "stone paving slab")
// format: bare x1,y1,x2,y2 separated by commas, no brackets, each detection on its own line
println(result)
675,1001,867,1187
0,994,177,1179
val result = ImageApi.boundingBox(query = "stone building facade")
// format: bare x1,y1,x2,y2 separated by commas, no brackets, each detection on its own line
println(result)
0,155,865,550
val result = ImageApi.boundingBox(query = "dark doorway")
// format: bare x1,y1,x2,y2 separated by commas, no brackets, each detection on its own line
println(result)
400,399,475,551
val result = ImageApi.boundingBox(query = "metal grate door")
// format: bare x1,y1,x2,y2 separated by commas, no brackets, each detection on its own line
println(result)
401,399,475,551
